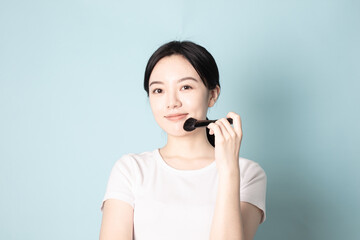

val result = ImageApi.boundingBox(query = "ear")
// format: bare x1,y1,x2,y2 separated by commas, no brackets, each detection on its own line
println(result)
208,85,220,107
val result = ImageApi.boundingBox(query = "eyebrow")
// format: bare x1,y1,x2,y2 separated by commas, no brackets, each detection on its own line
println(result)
149,77,199,87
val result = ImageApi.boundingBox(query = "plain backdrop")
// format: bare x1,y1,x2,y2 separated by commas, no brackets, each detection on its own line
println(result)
1,0,359,239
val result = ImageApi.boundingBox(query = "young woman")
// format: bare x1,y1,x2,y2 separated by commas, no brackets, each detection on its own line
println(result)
100,41,267,240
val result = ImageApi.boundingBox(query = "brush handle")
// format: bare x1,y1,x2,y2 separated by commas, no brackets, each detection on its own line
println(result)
195,118,233,128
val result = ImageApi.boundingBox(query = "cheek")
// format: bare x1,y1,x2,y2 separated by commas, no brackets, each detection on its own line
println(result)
149,98,163,117
183,93,209,111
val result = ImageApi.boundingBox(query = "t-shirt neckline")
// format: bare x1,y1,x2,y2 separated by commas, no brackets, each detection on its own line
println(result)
154,148,216,175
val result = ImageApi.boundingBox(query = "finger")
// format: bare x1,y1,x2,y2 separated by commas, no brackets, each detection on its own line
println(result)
207,123,215,135
207,122,224,140
227,112,242,137
215,120,230,140
218,118,234,139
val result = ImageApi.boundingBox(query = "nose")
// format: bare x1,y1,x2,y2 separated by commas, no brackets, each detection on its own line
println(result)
166,91,181,109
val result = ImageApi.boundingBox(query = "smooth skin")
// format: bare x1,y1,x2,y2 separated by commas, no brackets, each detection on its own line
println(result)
100,55,263,240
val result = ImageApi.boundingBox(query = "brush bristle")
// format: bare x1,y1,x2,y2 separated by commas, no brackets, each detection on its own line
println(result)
183,117,197,131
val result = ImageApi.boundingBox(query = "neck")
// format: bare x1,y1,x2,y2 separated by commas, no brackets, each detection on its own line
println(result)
160,128,214,160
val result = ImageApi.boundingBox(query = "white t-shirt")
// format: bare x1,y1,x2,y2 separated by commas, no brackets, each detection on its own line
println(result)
101,149,266,240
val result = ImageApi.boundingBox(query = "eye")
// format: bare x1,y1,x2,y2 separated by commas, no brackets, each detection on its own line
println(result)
181,85,192,90
152,88,163,94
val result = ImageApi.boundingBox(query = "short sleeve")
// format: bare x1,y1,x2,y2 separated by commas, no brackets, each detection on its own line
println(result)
239,159,267,223
101,155,135,211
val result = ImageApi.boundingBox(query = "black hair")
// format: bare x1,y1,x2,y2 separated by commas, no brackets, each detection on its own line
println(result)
144,40,220,147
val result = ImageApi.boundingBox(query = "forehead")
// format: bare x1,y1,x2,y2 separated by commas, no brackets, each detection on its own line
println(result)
149,55,201,83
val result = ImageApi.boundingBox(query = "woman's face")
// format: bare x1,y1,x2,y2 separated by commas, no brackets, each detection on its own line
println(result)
148,54,217,137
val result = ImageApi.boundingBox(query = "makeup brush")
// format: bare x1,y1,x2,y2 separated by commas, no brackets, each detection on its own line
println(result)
183,117,233,132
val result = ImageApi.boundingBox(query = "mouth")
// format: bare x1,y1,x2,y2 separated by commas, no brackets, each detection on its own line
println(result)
164,113,189,121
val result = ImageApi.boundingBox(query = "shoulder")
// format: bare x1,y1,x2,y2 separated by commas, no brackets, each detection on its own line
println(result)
112,149,157,171
239,157,266,174
239,157,267,183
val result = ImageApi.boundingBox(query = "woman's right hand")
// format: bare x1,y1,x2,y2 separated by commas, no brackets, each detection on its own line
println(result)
207,112,243,176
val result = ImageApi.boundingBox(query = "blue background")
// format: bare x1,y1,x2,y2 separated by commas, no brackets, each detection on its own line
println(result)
1,0,359,239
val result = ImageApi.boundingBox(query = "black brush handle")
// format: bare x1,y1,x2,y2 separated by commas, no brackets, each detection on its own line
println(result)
195,118,233,128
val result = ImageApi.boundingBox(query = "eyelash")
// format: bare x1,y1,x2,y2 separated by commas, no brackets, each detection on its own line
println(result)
181,85,192,90
152,88,162,94
151,85,193,94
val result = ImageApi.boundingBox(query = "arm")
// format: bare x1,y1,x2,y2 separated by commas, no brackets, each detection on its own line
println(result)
241,202,263,240
210,171,263,240
210,170,244,240
99,199,134,240
207,112,263,240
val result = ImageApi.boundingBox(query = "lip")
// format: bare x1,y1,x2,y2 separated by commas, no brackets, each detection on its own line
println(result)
164,113,189,121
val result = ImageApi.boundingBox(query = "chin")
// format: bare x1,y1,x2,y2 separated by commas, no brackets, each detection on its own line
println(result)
163,127,187,137
158,123,189,137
